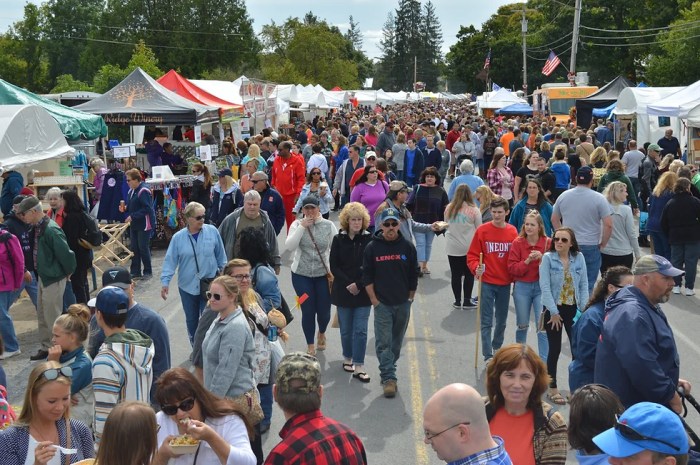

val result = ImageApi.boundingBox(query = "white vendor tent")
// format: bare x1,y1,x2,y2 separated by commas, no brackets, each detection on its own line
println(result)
688,103,700,127
477,88,527,113
613,87,683,145
647,80,700,119
190,79,244,105
0,105,75,170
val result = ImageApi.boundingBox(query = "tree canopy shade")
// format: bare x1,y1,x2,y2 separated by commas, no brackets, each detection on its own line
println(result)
575,76,634,128
75,67,219,125
0,78,106,140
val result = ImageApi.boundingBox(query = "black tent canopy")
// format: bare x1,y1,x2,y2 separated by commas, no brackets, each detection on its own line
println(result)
75,68,219,125
575,76,634,129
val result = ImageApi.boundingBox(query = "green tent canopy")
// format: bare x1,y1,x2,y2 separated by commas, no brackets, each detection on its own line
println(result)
0,79,107,141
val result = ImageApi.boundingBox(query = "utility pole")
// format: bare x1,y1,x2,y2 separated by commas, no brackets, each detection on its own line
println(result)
521,5,528,97
414,56,417,91
570,0,582,78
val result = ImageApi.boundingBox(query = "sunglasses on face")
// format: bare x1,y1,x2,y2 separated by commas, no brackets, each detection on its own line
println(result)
251,179,264,184
368,170,378,174
311,172,321,176
553,237,569,243
161,397,196,416
615,416,681,451
41,366,73,380
383,221,399,228
192,215,206,221
206,291,223,301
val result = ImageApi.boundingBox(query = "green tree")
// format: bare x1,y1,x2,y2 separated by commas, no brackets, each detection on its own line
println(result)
419,1,443,91
50,74,92,93
92,64,128,94
0,35,28,87
345,15,363,52
645,2,700,86
375,12,397,90
392,0,424,91
11,3,48,92
126,40,162,79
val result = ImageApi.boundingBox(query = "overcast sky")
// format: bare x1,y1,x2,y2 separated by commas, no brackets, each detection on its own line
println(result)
0,0,515,60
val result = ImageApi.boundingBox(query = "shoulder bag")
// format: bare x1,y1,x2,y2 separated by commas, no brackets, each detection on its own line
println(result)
306,224,334,293
188,233,217,300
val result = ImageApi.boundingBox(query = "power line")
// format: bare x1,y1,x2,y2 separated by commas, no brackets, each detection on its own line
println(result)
580,22,700,40
580,19,700,33
47,20,249,37
584,32,700,47
56,34,259,56
528,31,573,51
527,45,572,60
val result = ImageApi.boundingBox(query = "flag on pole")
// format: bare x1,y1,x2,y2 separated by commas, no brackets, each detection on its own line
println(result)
492,83,501,91
542,50,561,76
484,49,491,69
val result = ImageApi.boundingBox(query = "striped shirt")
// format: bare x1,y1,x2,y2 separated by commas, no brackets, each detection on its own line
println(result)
448,437,513,465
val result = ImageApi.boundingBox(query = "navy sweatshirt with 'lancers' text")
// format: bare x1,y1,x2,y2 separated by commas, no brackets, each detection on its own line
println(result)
362,230,418,306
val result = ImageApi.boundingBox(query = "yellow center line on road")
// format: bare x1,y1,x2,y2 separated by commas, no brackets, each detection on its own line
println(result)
406,309,430,465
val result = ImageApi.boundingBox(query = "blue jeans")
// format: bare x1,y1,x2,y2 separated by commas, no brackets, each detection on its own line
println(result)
63,281,76,311
258,383,272,428
337,306,371,365
579,245,600,294
12,270,38,311
512,281,548,361
414,230,435,263
671,242,700,289
130,227,152,276
0,291,19,352
650,231,671,260
178,288,207,346
291,273,332,345
480,282,511,360
475,159,485,177
374,300,411,383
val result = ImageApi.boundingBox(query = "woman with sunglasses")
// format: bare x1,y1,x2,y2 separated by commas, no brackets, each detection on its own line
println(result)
190,163,212,219
0,361,94,465
350,165,389,233
286,196,338,356
98,401,158,465
161,202,227,346
153,368,256,465
568,266,633,392
539,227,589,405
292,169,333,219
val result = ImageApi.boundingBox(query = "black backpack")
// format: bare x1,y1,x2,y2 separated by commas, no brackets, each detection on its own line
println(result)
0,227,17,273
79,212,102,249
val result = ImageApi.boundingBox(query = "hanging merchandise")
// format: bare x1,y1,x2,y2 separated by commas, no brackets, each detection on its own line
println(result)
163,187,178,229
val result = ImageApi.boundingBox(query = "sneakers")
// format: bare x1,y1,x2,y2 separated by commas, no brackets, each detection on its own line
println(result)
452,302,462,309
685,288,696,296
673,286,681,294
0,349,21,360
463,299,477,309
30,349,49,361
383,380,397,398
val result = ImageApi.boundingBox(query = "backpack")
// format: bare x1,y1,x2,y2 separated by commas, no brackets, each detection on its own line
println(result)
0,227,16,272
79,211,102,250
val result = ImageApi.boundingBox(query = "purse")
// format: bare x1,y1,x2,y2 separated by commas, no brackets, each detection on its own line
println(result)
230,388,264,426
252,264,294,326
306,225,334,293
188,235,216,300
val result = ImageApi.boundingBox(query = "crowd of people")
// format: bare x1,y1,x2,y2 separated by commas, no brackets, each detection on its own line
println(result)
0,100,699,465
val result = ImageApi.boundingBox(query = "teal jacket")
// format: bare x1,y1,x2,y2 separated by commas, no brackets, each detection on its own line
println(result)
37,218,76,286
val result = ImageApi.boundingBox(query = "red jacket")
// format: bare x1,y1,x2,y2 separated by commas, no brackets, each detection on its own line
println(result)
271,154,306,197
507,236,551,283
467,222,518,286
445,129,461,152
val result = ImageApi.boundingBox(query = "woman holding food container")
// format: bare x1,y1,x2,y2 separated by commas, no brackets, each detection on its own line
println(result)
153,367,256,465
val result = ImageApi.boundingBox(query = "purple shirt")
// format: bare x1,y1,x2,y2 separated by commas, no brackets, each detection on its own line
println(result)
350,181,389,226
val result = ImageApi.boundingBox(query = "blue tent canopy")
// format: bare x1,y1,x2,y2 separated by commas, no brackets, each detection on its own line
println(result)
592,102,616,118
495,103,533,115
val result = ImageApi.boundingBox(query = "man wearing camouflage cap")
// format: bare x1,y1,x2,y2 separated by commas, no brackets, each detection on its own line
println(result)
265,352,367,465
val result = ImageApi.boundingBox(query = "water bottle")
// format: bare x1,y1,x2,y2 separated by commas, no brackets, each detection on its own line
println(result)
268,325,278,342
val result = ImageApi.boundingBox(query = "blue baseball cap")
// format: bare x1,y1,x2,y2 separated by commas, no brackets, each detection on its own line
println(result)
379,208,400,223
93,286,130,315
593,402,688,458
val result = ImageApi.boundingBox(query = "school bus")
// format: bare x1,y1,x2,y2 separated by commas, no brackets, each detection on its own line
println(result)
532,85,598,124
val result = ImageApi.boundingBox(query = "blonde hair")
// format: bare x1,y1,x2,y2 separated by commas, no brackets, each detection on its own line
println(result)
210,275,246,310
475,185,495,214
518,211,546,238
603,181,627,205
218,175,234,191
54,304,91,345
669,160,685,174
445,184,475,219
247,144,261,158
339,202,370,231
184,201,205,218
96,401,157,465
17,361,71,426
659,153,675,170
653,171,679,197
590,147,607,166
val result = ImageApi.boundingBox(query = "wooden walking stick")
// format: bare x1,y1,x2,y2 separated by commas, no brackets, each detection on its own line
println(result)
474,253,483,369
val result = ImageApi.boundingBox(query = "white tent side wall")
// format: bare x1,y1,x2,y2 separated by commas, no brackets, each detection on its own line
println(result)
613,87,683,145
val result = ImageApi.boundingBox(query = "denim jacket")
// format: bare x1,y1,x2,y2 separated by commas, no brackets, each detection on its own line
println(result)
539,251,589,314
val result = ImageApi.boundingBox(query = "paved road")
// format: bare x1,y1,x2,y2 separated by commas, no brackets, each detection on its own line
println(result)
4,196,700,464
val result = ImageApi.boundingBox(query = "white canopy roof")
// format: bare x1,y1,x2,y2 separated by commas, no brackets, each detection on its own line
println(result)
687,104,700,127
190,79,243,105
613,87,683,115
647,80,700,118
0,105,75,170
478,88,527,110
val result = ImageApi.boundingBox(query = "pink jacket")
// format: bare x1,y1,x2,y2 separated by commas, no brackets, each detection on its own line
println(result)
0,231,25,292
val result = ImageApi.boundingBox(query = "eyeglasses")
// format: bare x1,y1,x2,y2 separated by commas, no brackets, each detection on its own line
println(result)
251,179,265,184
311,172,321,176
424,422,470,440
41,366,73,380
368,170,378,174
382,221,399,228
161,398,196,416
553,237,569,243
192,215,206,221
615,416,680,451
206,291,223,301
232,274,251,281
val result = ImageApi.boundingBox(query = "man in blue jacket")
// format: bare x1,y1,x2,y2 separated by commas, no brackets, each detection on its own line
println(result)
594,255,691,413
251,171,285,236
0,169,24,216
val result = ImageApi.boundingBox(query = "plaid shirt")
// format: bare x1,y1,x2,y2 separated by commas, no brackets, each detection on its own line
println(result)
448,436,513,465
264,410,367,465
486,167,514,197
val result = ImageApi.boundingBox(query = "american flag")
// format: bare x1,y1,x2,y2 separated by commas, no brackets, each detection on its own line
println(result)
484,49,491,69
542,50,561,76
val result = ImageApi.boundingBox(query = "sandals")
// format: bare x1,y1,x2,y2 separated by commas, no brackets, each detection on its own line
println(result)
547,391,567,405
317,333,326,351
343,362,355,373
353,372,371,383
